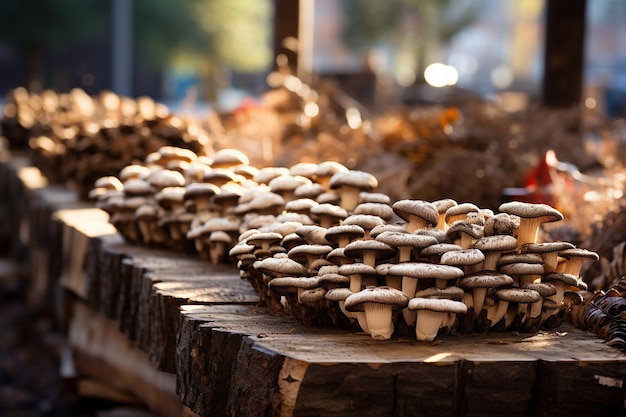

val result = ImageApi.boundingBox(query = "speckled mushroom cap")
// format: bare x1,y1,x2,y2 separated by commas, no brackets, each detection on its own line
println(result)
375,231,438,250
457,271,514,290
285,198,319,214
287,244,333,263
296,225,332,245
541,272,579,286
432,198,458,215
523,282,557,297
497,253,544,267
184,182,220,199
446,221,484,241
440,248,485,267
344,286,409,312
386,262,464,280
119,165,151,182
343,239,397,263
444,202,480,225
268,276,320,295
391,199,438,230
245,231,284,247
483,213,519,237
414,228,451,243
407,297,468,314
201,217,241,233
370,224,408,238
359,192,392,205
325,287,354,302
148,169,185,189
473,235,518,253
299,287,328,303
419,243,463,258
354,202,394,221
317,273,350,287
235,191,285,215
338,263,377,277
294,182,326,199
254,256,309,276
520,241,575,254
325,224,366,246
310,203,348,224
342,214,386,234
494,288,541,303
415,286,465,301
498,201,564,222
269,175,311,194
558,248,600,262
498,262,545,276
314,161,349,180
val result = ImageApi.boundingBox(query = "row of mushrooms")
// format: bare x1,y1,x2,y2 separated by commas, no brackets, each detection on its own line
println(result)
91,146,599,341
1,87,211,199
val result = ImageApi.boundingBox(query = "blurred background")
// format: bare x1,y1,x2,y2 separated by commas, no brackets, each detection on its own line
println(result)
0,0,624,116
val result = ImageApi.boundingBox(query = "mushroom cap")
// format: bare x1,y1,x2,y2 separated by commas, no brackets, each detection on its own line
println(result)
289,162,319,179
494,287,541,303
375,231,438,249
408,297,467,314
201,217,241,233
325,224,366,244
326,247,350,265
157,146,197,163
497,252,544,267
343,239,397,261
329,170,378,191
541,272,579,286
370,224,408,238
294,182,326,199
123,178,152,196
446,221,484,240
342,214,385,231
483,213,519,236
419,243,463,258
134,203,159,220
184,182,221,199
285,198,319,213
232,164,260,180
94,176,124,191
255,256,309,276
210,148,250,168
318,273,350,287
245,231,284,247
359,192,392,205
299,287,327,303
267,276,320,294
269,175,311,193
316,191,341,205
235,192,285,214
457,271,514,289
440,248,485,266
325,287,354,302
415,286,465,301
203,169,243,186
432,198,458,214
473,235,518,252
148,169,185,188
520,241,576,254
288,244,333,262
354,202,394,220
444,202,480,224
119,165,151,182
209,230,233,243
254,166,290,184
338,263,377,276
414,228,451,243
156,187,186,208
386,262,464,280
498,261,545,276
344,286,409,312
558,247,600,262
391,199,438,227
314,161,349,178
229,243,256,257
523,282,557,296
296,225,332,245
498,201,563,223
310,203,348,220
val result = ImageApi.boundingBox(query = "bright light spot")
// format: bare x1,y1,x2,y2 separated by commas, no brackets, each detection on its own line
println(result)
475,168,485,178
283,75,302,92
491,66,514,89
303,102,319,118
396,66,416,87
346,107,362,129
424,63,458,88
424,352,452,362
443,124,453,135
585,97,597,109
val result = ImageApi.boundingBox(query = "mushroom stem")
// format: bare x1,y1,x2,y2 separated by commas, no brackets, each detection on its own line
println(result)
364,302,394,340
472,288,488,312
516,218,542,249
355,311,370,334
487,300,509,327
415,310,445,341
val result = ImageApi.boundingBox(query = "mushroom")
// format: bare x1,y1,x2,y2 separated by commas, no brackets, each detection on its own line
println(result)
325,287,357,319
408,298,467,341
541,272,579,315
472,234,518,271
446,221,483,250
443,202,480,227
344,286,409,340
487,288,541,328
391,199,438,232
440,248,485,276
210,148,250,169
520,241,576,273
498,261,545,287
432,198,458,230
497,201,563,249
269,175,311,203
354,202,394,221
329,170,378,211
325,224,365,249
338,263,378,292
375,231,437,263
343,239,397,268
342,214,385,239
456,271,514,313
313,161,349,191
309,203,348,228
555,247,599,276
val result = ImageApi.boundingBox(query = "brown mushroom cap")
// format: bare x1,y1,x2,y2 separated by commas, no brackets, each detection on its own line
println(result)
392,199,438,231
440,248,485,267
541,272,579,287
408,297,468,314
325,224,366,247
255,256,309,277
444,202,480,225
329,170,378,192
457,271,514,290
343,239,397,265
386,262,464,280
415,286,465,301
494,288,541,303
296,225,332,245
344,286,409,312
473,235,518,253
354,202,394,221
210,148,250,168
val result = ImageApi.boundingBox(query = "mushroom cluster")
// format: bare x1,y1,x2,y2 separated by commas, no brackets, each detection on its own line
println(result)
229,178,599,341
1,87,211,199
91,147,599,341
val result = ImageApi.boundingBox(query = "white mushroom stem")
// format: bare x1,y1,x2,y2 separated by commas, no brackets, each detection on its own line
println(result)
415,310,445,341
529,299,543,319
487,300,509,327
362,250,376,268
472,288,488,312
401,277,419,325
355,311,370,334
137,219,152,244
406,217,429,233
385,275,401,290
338,186,361,212
481,252,501,271
458,233,475,250
397,247,412,263
363,302,395,340
337,300,356,319
556,259,584,276
462,292,474,309
546,282,566,314
349,275,363,293
441,312,456,329
437,214,447,231
542,252,560,273
516,218,542,249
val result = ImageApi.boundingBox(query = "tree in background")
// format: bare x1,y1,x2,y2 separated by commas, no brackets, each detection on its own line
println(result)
339,0,480,86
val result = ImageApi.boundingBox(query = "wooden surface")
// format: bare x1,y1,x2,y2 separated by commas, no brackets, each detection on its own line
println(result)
3,154,626,417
